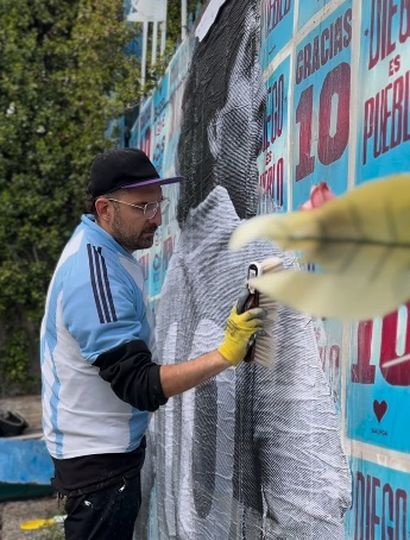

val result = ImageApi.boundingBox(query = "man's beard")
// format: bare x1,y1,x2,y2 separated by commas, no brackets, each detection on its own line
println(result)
112,212,158,252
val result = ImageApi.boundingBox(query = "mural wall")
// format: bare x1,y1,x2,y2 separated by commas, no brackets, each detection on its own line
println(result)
131,0,410,538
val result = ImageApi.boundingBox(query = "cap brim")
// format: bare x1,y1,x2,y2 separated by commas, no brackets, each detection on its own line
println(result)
120,176,185,189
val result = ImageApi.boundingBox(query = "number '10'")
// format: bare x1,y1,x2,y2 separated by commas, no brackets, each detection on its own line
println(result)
351,304,410,386
295,62,351,181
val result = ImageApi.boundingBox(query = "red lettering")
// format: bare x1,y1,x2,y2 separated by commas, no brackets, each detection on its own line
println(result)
295,62,351,180
355,472,366,540
266,0,292,32
373,85,385,160
405,69,410,140
320,28,330,65
363,72,410,163
296,50,304,85
391,75,403,147
366,474,372,537
369,0,382,69
399,0,410,43
351,320,375,384
303,43,312,81
382,83,393,153
363,98,375,165
395,489,407,539
334,15,344,55
380,304,410,385
259,158,285,208
318,62,351,165
296,9,352,85
382,483,394,540
352,303,410,386
276,158,284,207
371,477,381,539
295,85,315,181
163,237,173,272
344,8,353,46
354,474,408,540
141,128,151,159
264,74,284,149
311,37,320,73
138,254,149,280
369,0,399,70
385,0,398,57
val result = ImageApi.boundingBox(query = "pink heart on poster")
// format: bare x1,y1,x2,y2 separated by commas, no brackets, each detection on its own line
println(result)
373,400,388,423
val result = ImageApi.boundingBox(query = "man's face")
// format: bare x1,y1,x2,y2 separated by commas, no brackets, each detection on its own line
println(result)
107,185,163,252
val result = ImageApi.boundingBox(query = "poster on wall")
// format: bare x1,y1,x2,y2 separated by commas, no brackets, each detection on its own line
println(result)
138,96,153,160
347,303,410,454
260,0,294,72
152,72,170,176
257,56,290,213
298,0,331,29
345,458,410,539
129,119,139,149
291,0,352,209
356,0,410,183
163,38,194,177
315,318,344,407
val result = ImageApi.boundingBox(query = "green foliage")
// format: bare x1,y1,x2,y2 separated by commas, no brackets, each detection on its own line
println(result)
0,0,142,395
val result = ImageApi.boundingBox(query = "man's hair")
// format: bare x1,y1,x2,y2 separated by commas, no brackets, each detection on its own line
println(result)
84,189,123,217
84,191,97,215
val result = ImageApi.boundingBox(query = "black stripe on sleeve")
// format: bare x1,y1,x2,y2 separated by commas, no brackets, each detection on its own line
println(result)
98,247,118,322
87,243,105,323
92,246,112,323
93,340,168,412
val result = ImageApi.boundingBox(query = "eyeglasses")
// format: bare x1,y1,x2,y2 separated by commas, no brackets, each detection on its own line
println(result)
107,197,169,219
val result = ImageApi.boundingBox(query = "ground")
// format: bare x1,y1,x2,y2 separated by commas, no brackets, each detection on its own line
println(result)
0,496,63,539
0,396,63,539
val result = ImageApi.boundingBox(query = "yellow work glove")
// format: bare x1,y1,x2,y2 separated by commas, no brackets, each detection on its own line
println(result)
218,305,265,366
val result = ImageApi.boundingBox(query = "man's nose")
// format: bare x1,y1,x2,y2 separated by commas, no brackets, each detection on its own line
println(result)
150,208,162,226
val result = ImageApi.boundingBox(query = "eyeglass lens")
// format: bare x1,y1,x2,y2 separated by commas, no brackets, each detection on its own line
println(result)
145,199,169,218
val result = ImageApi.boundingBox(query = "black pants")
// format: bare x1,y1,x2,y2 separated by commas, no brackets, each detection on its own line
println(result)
64,474,141,540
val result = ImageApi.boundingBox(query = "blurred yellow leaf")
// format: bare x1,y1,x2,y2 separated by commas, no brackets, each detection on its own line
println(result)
230,175,410,319
20,515,64,530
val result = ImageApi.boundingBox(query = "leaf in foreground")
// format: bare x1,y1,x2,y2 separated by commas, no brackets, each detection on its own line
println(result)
229,175,410,319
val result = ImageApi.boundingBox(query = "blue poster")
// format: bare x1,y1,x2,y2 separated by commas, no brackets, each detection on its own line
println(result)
356,0,410,184
153,72,169,119
152,73,170,175
315,318,344,407
129,118,139,149
260,0,294,71
138,97,153,159
148,228,163,298
291,1,352,209
257,56,290,213
168,36,193,97
163,82,185,177
345,458,410,540
297,0,331,30
347,304,410,453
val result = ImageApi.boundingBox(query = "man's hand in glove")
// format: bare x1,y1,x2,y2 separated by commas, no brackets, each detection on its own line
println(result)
217,305,266,366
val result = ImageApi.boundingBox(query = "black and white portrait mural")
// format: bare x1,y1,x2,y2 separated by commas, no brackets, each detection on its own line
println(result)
132,0,352,538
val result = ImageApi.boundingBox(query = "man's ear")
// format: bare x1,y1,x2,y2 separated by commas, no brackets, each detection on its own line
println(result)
94,197,113,224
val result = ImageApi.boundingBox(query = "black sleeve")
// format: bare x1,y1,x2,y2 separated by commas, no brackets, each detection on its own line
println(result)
92,339,168,412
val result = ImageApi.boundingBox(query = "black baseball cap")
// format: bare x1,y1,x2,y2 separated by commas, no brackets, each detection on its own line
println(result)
88,148,184,197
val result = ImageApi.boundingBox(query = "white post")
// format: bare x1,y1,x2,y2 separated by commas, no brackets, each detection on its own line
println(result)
181,0,187,40
151,21,158,65
160,1,168,56
141,20,149,87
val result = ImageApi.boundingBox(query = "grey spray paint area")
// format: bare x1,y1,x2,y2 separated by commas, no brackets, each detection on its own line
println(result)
135,0,351,536
136,187,351,539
